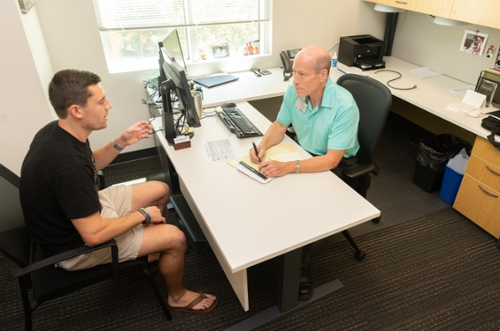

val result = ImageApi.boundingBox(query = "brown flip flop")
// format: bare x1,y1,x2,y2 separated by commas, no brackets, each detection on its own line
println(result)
167,292,218,314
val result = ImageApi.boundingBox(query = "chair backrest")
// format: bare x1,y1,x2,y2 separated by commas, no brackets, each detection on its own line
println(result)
0,164,32,267
337,74,392,174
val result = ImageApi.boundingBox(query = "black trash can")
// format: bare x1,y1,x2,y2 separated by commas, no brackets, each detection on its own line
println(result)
413,134,471,192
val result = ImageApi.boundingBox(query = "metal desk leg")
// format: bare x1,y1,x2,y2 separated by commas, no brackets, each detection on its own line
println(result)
225,245,344,331
276,247,301,312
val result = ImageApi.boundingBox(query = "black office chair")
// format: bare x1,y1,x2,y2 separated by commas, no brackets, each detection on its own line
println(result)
336,74,392,260
0,164,172,331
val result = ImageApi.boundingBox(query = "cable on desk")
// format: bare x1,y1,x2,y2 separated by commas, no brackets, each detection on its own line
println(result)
374,69,417,90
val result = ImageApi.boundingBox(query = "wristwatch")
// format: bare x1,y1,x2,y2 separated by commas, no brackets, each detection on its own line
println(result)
112,139,124,152
295,160,301,173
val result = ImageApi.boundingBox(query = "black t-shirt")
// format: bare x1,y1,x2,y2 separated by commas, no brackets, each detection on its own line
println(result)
20,121,101,256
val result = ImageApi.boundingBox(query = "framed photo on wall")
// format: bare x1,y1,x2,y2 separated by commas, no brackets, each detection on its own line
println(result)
460,30,488,56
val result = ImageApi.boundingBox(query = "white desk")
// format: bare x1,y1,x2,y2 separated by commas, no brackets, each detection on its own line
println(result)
330,57,493,139
199,57,491,139
200,67,291,108
152,102,380,317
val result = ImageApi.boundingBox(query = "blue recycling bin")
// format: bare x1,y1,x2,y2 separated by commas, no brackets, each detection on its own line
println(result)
439,164,464,204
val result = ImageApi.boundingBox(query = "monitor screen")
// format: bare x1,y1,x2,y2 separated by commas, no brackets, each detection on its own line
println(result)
158,45,201,141
159,29,187,76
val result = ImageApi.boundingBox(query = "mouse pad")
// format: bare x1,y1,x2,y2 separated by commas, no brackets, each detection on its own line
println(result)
194,74,239,88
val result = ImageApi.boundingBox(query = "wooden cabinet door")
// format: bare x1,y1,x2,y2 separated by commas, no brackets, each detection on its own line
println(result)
413,0,453,17
454,174,500,238
364,0,416,12
451,0,500,29
365,0,453,16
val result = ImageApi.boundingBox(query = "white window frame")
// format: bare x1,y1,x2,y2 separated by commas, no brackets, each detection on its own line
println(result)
92,0,272,73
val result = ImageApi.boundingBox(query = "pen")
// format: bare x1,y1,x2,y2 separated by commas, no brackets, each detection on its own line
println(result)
239,161,268,180
337,68,347,75
252,142,261,162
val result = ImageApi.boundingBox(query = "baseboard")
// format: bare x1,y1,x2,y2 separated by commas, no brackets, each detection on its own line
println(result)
110,147,157,165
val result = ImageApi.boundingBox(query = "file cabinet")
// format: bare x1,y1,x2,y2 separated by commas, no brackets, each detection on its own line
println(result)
454,136,500,245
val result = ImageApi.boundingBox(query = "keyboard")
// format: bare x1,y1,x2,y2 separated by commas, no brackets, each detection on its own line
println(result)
217,106,263,138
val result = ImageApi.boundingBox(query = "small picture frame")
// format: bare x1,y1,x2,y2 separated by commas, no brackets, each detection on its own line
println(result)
211,43,230,59
476,78,498,107
460,30,488,56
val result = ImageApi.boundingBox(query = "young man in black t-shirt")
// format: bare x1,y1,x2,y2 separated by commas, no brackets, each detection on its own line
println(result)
20,69,216,313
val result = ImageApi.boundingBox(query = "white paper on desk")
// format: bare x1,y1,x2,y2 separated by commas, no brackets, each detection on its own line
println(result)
446,102,483,117
449,85,475,97
203,136,242,163
408,67,442,79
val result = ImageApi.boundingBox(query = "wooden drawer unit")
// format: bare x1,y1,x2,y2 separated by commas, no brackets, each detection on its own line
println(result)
466,155,500,192
454,136,500,241
454,174,500,238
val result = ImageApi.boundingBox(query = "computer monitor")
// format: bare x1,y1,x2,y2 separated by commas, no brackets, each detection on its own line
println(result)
157,31,200,145
159,29,187,75
160,47,201,128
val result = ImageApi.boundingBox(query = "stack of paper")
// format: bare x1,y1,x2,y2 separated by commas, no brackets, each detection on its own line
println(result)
228,143,305,184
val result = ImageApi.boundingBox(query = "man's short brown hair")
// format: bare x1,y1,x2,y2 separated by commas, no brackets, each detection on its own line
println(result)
48,69,101,118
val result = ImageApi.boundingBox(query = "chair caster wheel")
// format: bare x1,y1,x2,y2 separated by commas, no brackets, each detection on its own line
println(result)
354,250,366,261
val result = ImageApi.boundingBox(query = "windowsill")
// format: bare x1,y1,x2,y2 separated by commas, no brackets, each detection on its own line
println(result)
107,53,272,77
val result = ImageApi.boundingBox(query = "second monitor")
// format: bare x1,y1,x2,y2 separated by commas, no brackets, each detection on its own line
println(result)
158,30,201,145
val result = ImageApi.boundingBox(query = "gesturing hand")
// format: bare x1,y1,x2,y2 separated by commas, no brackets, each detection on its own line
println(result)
118,121,153,147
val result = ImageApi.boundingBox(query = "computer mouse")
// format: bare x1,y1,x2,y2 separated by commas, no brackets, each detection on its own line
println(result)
222,101,236,108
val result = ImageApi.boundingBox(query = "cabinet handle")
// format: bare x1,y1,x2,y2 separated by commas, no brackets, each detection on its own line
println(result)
478,184,499,198
485,165,500,177
395,1,408,4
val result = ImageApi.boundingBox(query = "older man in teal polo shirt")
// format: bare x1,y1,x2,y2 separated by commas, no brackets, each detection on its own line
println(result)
250,45,360,300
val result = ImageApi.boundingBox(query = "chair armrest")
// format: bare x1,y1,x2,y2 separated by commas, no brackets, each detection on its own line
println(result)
342,163,377,179
11,240,118,278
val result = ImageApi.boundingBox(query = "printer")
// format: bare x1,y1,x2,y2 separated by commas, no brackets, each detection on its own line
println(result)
338,35,385,70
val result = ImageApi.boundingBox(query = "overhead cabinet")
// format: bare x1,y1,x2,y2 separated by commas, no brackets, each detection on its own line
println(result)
364,0,500,29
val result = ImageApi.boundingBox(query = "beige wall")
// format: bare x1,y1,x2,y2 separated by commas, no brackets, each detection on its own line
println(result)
0,1,54,175
391,11,500,85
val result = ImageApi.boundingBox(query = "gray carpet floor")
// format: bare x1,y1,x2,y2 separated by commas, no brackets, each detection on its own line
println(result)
1,114,499,330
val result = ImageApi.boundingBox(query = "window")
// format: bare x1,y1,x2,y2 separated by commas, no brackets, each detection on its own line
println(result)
92,0,272,73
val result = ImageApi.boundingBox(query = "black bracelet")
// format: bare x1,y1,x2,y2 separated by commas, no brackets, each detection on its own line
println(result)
138,208,151,224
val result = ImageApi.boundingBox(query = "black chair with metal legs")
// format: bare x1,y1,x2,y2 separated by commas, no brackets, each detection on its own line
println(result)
0,164,171,331
336,74,393,260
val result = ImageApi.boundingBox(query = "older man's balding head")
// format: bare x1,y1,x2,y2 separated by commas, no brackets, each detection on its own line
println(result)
295,46,332,74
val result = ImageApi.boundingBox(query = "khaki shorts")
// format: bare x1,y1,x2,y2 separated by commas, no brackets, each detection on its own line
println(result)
57,184,144,271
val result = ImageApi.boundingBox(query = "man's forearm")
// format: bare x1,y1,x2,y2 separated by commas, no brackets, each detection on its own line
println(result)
93,141,121,171
260,121,287,149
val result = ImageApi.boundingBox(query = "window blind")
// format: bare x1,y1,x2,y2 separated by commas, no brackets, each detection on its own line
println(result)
93,0,271,31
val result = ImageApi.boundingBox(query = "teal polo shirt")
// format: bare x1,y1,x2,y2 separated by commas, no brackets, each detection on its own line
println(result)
277,77,360,158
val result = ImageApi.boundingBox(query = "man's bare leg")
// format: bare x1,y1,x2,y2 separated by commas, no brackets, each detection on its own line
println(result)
131,181,170,215
132,181,216,311
138,222,216,310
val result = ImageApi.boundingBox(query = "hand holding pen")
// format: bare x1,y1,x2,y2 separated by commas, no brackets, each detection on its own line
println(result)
251,142,262,163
